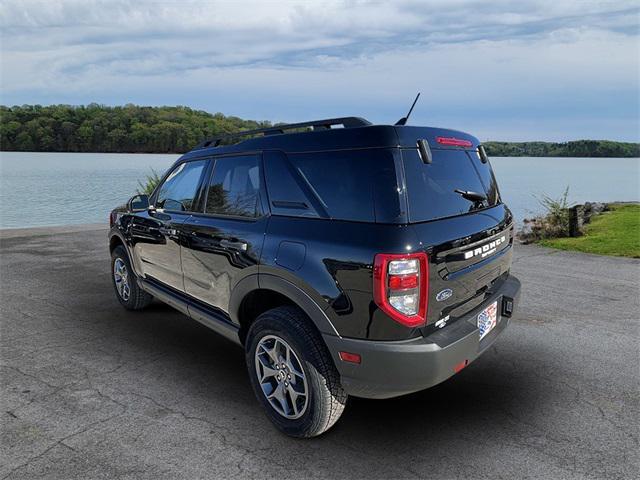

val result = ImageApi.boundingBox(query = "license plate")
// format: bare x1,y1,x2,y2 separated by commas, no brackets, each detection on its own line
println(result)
478,301,498,340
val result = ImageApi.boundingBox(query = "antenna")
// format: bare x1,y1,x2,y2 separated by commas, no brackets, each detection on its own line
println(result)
394,93,421,126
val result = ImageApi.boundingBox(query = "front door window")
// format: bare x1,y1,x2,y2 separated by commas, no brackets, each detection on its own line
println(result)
155,160,207,212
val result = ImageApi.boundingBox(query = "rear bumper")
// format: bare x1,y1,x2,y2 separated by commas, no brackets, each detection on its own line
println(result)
323,274,521,399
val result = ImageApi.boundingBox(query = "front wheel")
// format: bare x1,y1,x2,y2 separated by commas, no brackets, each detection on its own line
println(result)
111,245,153,310
246,306,347,438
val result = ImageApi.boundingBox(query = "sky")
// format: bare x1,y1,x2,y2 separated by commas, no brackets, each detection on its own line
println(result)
1,0,639,141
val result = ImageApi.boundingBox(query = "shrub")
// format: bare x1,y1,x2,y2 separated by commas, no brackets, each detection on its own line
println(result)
137,168,162,195
534,186,572,237
519,186,574,242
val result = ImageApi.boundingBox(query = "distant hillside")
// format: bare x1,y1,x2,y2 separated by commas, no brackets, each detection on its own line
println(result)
1,104,638,157
0,104,272,153
483,140,639,158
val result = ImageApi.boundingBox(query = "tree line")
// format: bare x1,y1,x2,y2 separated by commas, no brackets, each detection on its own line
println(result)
1,104,638,157
483,140,639,158
0,104,271,153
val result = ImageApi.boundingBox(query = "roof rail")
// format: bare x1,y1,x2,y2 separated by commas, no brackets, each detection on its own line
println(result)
195,116,372,149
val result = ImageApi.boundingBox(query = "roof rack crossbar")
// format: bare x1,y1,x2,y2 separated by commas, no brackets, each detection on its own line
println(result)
196,116,371,149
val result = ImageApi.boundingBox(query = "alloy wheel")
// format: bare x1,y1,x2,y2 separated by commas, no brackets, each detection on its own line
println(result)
254,334,309,419
113,258,130,301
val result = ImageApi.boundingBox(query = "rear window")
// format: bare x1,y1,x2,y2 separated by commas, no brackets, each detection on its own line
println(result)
403,149,500,222
470,150,500,206
265,149,403,223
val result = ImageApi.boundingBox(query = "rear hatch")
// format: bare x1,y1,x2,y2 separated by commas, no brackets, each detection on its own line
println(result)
399,130,515,328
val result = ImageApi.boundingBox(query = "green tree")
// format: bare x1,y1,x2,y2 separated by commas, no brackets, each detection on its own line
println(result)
1,104,638,157
484,140,640,158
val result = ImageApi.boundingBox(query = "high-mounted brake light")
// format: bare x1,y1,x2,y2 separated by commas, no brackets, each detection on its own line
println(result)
373,252,428,328
436,136,473,148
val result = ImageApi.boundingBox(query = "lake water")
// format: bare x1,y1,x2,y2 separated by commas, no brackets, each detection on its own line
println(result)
0,152,638,229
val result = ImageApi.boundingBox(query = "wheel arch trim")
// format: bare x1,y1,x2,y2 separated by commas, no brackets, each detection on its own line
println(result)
109,230,127,252
230,274,340,337
109,229,143,277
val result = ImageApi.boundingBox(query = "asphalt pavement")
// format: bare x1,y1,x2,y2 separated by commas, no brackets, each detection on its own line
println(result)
1,226,638,479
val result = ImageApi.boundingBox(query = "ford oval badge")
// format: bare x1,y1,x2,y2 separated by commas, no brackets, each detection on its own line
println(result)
436,288,453,302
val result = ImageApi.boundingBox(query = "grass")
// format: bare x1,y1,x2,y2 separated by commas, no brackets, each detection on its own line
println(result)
539,204,640,258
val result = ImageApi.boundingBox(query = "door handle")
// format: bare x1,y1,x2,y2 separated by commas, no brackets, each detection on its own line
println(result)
220,239,248,251
159,227,178,238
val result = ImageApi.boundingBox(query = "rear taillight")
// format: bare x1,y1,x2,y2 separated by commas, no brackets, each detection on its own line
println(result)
373,253,428,328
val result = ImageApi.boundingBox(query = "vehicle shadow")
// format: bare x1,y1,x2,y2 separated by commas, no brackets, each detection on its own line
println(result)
70,293,551,478
118,301,536,445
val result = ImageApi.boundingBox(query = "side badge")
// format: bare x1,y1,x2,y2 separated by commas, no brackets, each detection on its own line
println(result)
436,288,453,302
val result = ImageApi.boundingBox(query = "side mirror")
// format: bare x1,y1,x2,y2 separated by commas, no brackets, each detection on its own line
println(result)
128,194,150,212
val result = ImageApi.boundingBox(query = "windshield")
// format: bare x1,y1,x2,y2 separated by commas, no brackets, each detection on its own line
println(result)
403,148,500,223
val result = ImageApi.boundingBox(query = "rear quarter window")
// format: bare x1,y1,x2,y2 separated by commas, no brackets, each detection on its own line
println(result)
403,149,500,223
265,149,403,223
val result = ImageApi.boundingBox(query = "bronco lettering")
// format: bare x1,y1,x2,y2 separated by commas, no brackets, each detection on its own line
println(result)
464,235,506,260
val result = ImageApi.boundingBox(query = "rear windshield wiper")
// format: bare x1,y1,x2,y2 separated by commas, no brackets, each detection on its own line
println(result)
454,189,487,203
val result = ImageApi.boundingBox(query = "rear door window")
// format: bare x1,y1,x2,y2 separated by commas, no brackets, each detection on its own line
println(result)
205,155,262,218
403,149,500,222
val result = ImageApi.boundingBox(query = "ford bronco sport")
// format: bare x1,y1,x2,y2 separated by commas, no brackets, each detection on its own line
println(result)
109,116,521,437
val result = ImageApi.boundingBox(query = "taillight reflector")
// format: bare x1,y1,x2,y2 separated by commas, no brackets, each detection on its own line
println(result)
338,351,361,364
436,136,473,148
373,252,428,328
454,359,469,373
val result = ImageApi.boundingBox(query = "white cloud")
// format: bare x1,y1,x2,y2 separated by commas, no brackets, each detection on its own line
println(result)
0,0,638,140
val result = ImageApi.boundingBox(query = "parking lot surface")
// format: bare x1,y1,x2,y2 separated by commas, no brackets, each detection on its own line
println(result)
1,226,638,479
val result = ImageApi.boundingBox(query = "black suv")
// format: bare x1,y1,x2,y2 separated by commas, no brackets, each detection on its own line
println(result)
109,117,521,437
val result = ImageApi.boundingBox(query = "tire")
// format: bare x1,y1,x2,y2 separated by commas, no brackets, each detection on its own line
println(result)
111,245,153,311
245,306,347,438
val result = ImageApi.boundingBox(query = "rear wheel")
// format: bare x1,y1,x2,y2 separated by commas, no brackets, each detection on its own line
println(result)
111,245,153,310
246,306,347,438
